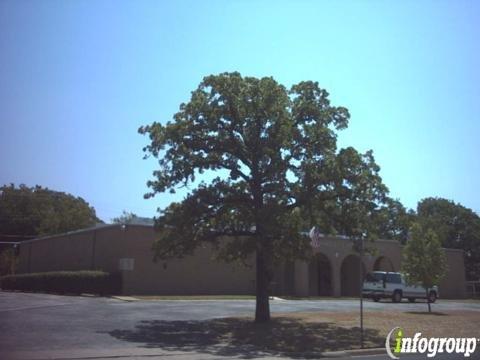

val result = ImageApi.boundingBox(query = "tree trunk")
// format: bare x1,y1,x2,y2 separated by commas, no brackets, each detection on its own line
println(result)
426,289,431,313
255,247,271,322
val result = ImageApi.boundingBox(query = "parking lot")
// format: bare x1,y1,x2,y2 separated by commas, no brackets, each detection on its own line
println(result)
1,291,479,359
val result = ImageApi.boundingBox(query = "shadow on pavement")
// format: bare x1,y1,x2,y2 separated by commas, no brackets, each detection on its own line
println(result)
105,317,384,358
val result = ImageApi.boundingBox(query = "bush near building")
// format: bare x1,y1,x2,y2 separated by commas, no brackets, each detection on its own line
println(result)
0,270,121,295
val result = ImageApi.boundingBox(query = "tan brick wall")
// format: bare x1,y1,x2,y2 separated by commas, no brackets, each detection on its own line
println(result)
17,225,256,295
18,231,94,273
291,237,467,298
438,249,466,299
16,225,466,298
112,225,255,295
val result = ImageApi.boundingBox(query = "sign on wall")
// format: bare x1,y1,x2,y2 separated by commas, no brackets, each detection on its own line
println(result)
118,258,135,271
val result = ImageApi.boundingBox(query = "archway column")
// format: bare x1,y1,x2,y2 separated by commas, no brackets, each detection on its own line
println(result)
332,258,342,297
294,260,309,296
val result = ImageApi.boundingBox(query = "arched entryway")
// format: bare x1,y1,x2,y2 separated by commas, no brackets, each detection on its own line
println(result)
308,252,333,296
340,254,366,296
373,256,395,272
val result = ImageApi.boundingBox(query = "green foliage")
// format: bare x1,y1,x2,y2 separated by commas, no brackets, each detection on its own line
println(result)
367,196,479,281
139,72,389,321
112,211,154,225
0,270,121,295
402,223,447,291
112,211,139,224
0,184,102,237
308,147,388,240
371,198,415,244
140,73,388,258
0,248,18,276
416,197,480,280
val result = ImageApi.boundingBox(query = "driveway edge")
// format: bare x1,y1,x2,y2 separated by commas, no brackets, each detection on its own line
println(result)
322,347,385,358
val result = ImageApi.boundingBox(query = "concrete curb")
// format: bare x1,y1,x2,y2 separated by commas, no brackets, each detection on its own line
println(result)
322,347,385,358
109,295,140,302
109,296,284,302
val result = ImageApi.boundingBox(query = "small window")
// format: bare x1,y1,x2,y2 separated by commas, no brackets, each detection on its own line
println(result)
386,273,401,284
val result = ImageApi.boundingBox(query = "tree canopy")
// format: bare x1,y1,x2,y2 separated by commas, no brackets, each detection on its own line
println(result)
416,197,480,280
372,198,415,244
360,195,480,280
0,184,101,238
140,72,390,321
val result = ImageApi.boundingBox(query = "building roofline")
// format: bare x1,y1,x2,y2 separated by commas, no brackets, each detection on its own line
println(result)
441,247,465,254
20,224,116,244
20,223,157,245
313,234,398,244
17,224,466,254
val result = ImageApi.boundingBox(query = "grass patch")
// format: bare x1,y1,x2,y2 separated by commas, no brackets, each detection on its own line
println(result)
442,298,480,303
281,309,480,339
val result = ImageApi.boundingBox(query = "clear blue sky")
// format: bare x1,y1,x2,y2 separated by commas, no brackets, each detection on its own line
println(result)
1,0,479,222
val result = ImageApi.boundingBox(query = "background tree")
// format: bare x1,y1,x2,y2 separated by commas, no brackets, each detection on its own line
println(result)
112,211,139,224
112,211,154,225
417,197,480,281
140,72,389,322
402,223,447,313
0,184,101,237
372,198,415,244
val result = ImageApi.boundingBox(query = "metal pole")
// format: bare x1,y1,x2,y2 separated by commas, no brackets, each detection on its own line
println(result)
360,236,364,349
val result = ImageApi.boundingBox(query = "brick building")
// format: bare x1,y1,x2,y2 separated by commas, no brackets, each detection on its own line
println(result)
14,223,466,298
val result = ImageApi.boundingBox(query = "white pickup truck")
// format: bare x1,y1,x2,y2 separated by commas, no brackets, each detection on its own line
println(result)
362,271,439,303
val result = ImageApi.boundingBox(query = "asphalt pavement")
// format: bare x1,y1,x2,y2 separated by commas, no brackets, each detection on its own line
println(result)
1,291,479,360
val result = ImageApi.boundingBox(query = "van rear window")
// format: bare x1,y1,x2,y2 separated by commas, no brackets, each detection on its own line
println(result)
365,272,383,282
386,273,402,284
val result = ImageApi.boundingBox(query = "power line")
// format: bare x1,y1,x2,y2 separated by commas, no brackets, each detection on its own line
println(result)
0,234,36,238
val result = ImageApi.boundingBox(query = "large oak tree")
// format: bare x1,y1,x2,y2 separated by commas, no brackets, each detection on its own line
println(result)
140,72,388,322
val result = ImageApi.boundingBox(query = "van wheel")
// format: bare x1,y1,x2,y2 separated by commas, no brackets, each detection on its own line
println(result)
373,296,380,302
408,298,415,303
428,291,437,303
392,291,402,303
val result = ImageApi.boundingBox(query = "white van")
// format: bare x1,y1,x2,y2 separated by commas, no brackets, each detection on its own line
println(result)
362,271,439,303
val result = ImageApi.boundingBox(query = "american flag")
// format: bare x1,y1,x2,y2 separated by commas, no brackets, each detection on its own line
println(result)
309,226,322,248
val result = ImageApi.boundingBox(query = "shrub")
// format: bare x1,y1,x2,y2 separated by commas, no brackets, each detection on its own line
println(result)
0,248,18,276
0,270,122,295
